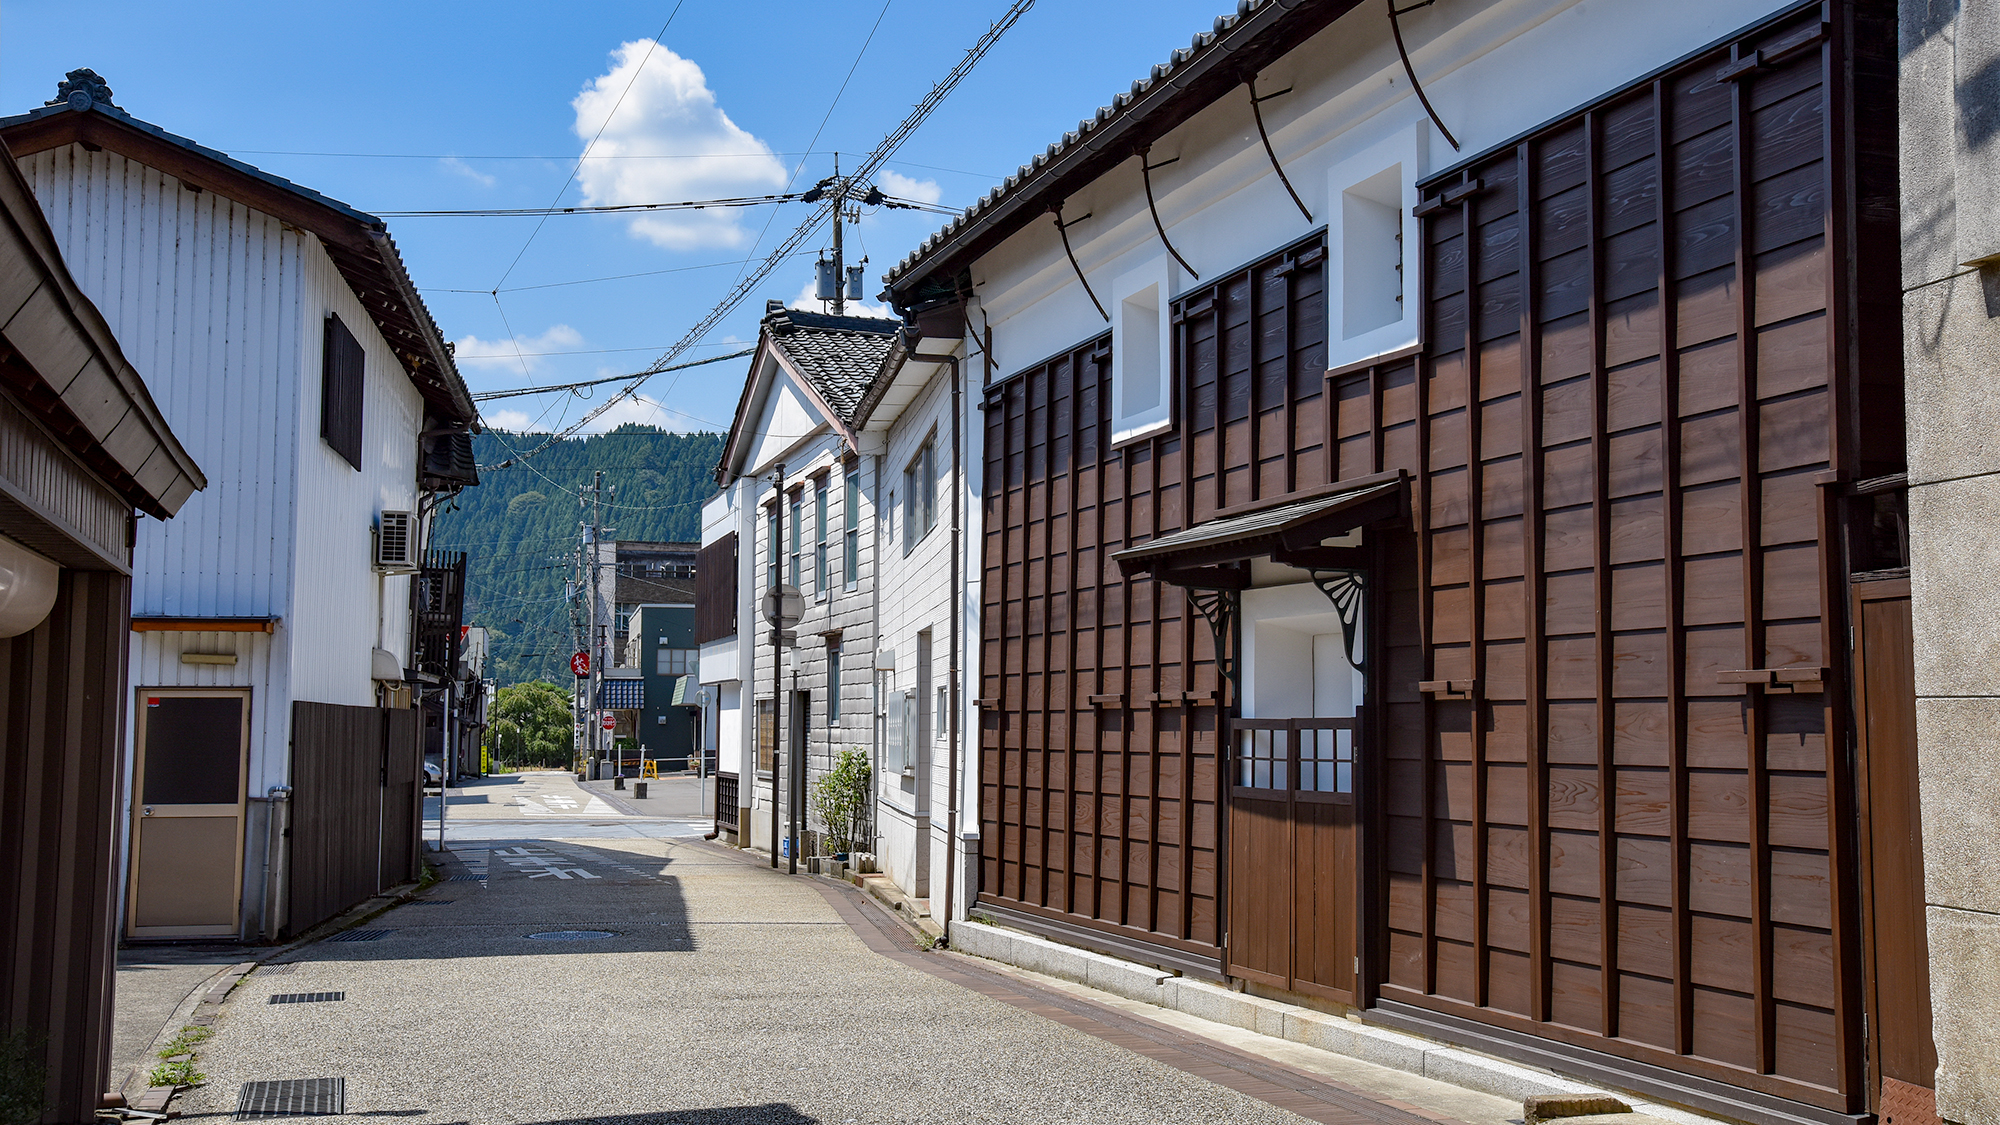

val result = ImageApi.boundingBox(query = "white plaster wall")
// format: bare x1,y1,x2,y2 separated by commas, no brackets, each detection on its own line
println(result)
964,0,1798,380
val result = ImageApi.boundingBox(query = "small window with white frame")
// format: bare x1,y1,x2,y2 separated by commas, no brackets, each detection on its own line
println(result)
903,436,936,556
1325,124,1427,372
1110,259,1174,446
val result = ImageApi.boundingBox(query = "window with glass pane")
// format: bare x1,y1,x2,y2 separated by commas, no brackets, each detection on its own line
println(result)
789,494,802,592
844,464,859,588
766,503,779,588
757,698,774,773
903,437,936,557
828,638,842,722
814,478,829,597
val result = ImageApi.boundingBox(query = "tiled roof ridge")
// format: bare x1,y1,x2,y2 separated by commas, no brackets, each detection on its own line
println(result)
883,0,1281,289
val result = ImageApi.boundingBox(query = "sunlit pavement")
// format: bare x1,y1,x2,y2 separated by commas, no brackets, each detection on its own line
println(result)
422,769,716,842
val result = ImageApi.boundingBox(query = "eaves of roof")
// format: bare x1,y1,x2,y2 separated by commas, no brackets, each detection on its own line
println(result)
0,99,479,431
714,310,898,484
883,0,1364,305
0,137,203,522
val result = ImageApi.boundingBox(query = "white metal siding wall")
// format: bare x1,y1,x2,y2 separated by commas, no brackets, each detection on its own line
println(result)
289,237,422,707
877,367,957,891
22,144,301,617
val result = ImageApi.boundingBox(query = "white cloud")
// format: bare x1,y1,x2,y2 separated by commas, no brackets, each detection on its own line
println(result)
577,392,721,433
440,156,496,187
876,168,942,205
573,40,788,250
482,409,539,432
453,325,585,373
786,279,893,321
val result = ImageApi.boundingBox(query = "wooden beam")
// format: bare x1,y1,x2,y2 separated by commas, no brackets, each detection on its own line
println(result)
132,617,276,633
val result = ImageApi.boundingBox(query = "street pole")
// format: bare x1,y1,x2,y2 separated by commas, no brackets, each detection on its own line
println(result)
829,155,844,316
771,463,784,869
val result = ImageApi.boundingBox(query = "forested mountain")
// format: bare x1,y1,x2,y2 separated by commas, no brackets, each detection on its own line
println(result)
430,425,723,686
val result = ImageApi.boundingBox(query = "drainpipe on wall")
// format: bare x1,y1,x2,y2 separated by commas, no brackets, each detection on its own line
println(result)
261,785,292,940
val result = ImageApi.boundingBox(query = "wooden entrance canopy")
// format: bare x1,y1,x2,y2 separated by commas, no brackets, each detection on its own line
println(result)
1112,471,1406,580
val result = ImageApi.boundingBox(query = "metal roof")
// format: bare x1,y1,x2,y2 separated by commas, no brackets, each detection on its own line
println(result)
1111,474,1402,574
0,72,478,430
597,678,644,710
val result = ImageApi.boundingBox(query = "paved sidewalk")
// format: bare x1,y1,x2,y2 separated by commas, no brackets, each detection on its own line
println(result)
109,947,244,1093
172,831,1450,1124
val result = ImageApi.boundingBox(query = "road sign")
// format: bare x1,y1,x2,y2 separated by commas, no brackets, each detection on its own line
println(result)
571,651,590,676
768,629,798,648
601,713,615,731
761,583,803,627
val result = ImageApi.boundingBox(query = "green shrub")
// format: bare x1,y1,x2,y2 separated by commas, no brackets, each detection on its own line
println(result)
811,748,870,855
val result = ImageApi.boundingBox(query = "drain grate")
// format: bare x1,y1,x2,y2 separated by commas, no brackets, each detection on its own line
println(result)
446,874,484,882
234,1077,344,1119
525,930,615,941
255,964,299,977
267,992,345,1005
402,899,453,906
324,929,392,943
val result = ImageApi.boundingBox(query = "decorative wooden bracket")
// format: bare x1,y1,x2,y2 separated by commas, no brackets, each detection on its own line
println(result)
1306,569,1367,673
1051,203,1109,322
1187,586,1242,693
1247,76,1313,222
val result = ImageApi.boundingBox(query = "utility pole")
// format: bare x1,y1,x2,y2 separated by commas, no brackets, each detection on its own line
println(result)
829,155,845,316
808,156,875,317
771,463,785,870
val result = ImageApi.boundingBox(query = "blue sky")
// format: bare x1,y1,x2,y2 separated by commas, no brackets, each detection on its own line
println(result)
1,1,1236,440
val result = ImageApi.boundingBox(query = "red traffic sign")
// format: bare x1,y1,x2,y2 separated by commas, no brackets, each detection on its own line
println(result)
600,714,615,731
570,651,590,676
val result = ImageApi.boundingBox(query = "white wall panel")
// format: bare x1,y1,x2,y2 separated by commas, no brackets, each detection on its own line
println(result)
287,246,421,706
23,144,300,617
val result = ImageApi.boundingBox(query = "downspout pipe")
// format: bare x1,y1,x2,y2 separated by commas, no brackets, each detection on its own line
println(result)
261,785,292,940
912,349,966,933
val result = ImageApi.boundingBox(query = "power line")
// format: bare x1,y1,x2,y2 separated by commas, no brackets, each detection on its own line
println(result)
471,348,754,402
380,192,799,219
484,0,1036,472
494,3,687,291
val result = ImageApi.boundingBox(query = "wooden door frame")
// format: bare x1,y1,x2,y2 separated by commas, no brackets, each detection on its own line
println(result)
1847,576,1933,1115
125,687,252,939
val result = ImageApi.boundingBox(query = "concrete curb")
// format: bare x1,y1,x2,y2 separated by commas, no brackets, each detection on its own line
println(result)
948,919,1719,1125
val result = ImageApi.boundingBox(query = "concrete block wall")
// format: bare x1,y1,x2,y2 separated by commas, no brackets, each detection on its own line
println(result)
1902,3,2000,1121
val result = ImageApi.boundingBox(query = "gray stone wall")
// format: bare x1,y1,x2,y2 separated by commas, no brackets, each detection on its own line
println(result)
1903,2,2000,1121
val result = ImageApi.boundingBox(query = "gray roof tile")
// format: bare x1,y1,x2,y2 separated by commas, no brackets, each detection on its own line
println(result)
764,307,900,425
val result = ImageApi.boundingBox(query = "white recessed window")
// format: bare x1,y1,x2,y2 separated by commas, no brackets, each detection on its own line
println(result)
1326,126,1426,371
1111,261,1174,446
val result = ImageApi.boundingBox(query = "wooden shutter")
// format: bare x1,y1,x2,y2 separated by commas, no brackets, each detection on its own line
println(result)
694,534,738,645
321,314,365,471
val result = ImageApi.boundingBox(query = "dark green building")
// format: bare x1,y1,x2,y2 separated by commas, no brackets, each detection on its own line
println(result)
636,603,700,771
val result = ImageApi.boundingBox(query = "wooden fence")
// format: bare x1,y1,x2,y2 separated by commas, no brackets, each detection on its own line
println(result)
289,701,420,934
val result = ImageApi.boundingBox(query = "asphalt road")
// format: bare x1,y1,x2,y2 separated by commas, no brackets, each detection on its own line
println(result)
170,816,1332,1125
422,769,717,842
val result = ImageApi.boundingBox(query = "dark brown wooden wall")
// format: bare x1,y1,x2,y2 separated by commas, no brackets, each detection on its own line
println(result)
975,0,1893,1112
1351,5,1888,1109
289,701,420,935
0,569,132,1124
977,233,1330,969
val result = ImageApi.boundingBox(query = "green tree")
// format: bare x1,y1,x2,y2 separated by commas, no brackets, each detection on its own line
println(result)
487,681,575,769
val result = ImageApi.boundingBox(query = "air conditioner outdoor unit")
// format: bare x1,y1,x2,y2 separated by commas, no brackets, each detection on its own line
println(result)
376,510,417,571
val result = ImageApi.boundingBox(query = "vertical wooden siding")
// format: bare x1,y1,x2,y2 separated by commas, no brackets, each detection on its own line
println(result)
289,700,418,934
695,533,737,644
977,235,1329,966
0,570,132,1124
1349,6,1882,1108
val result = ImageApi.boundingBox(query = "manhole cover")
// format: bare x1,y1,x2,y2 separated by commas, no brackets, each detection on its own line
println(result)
267,992,345,1005
234,1077,344,1120
525,930,615,941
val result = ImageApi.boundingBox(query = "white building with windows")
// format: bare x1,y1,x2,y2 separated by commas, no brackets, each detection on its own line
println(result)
0,73,478,942
702,302,897,858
